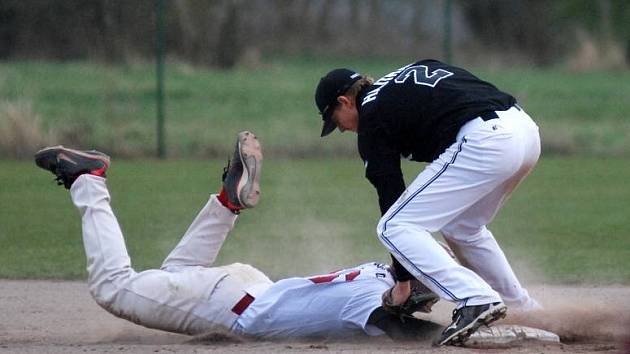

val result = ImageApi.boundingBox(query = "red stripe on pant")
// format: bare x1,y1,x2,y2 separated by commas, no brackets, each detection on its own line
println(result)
232,293,255,315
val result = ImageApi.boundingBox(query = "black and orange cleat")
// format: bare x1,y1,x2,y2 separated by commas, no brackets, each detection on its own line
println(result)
221,131,262,210
35,145,110,189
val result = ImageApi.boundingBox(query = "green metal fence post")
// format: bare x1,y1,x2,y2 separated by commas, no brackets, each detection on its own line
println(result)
443,0,453,64
156,0,166,159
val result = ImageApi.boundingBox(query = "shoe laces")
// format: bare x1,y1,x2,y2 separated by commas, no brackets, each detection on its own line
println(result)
54,175,66,186
53,163,76,188
221,157,230,182
451,307,462,321
54,173,74,189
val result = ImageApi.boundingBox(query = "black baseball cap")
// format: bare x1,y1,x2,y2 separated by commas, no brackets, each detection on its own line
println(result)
315,68,362,137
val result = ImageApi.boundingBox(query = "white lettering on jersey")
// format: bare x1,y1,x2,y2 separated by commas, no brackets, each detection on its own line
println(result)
362,64,413,106
307,263,394,284
393,65,454,87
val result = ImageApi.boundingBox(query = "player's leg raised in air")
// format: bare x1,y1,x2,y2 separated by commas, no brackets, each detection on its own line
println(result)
35,132,442,341
34,132,270,335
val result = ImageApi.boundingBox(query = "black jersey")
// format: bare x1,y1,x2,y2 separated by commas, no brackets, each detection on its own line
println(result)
357,59,516,215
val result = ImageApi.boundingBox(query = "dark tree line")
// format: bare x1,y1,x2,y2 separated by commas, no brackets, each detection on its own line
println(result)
0,0,627,68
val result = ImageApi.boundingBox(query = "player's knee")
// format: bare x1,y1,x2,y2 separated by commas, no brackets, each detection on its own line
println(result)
376,216,405,237
442,226,490,245
378,217,432,242
86,271,134,308
376,217,387,236
88,283,119,309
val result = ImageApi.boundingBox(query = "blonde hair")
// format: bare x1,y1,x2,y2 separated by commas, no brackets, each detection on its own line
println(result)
344,76,374,98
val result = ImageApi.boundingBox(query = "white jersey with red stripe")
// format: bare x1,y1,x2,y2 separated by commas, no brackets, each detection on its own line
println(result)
232,262,395,338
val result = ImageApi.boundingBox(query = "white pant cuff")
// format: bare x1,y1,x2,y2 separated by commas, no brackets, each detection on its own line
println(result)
460,296,503,308
209,194,239,219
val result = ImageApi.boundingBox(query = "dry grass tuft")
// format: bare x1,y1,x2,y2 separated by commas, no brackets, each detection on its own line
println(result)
0,101,56,158
567,29,627,71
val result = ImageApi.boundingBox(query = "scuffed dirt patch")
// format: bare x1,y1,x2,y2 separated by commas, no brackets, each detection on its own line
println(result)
0,280,628,353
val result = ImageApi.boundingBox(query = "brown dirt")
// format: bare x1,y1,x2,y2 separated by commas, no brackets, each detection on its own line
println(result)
1,280,628,354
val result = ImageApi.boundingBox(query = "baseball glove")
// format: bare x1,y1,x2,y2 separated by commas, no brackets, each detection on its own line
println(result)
382,280,440,319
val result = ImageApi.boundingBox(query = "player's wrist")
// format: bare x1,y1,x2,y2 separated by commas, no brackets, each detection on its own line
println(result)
391,281,412,305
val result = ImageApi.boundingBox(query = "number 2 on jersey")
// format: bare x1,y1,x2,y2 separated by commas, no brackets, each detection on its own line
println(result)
394,65,453,87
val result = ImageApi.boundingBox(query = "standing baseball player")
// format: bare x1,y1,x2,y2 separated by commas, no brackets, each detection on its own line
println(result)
314,60,542,345
34,132,442,341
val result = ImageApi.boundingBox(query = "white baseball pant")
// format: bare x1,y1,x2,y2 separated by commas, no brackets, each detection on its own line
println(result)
377,106,541,310
71,174,272,335
71,175,393,338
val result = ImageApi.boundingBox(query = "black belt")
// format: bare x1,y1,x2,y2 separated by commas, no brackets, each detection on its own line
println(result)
479,104,521,121
479,111,499,121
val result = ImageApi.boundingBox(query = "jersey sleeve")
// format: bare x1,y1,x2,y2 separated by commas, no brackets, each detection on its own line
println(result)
358,131,405,215
358,131,416,282
390,255,415,282
368,174,405,215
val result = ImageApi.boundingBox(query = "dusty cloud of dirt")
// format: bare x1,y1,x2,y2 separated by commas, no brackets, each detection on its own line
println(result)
502,286,630,344
0,280,628,354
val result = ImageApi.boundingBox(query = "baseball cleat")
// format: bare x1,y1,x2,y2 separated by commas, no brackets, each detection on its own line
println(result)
222,131,262,209
435,302,507,346
34,145,110,189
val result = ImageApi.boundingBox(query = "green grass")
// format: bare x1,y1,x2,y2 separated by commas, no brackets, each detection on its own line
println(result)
1,157,629,283
2,57,629,283
1,57,629,157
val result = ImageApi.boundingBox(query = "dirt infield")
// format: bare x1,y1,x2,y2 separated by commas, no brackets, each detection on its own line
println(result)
1,280,628,353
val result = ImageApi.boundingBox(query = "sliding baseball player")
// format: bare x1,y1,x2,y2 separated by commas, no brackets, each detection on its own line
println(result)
34,131,441,340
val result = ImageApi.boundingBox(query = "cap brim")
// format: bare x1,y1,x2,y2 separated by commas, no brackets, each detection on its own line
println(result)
320,118,337,137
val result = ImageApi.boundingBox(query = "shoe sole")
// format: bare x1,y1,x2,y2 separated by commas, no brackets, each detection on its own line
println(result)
235,131,262,208
35,145,111,173
437,303,507,346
